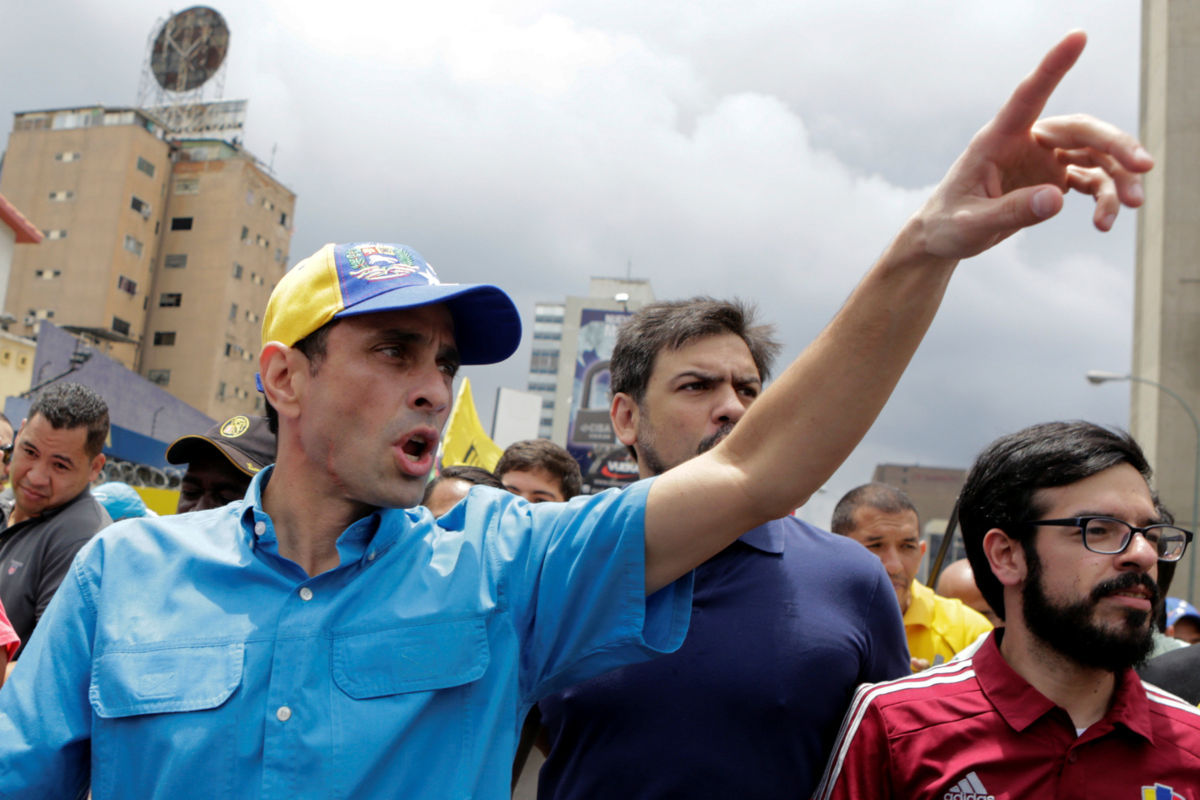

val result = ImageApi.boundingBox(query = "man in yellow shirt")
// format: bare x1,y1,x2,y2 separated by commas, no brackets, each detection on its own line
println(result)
832,483,992,670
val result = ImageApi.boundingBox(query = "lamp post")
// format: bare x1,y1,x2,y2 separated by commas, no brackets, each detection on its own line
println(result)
1086,370,1200,600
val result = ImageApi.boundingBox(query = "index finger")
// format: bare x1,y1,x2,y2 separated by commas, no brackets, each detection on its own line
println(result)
991,30,1087,136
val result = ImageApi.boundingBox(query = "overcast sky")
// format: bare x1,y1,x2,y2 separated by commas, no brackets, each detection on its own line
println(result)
1,1,1147,526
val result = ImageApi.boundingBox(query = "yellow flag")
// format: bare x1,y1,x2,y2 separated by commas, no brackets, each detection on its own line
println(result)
440,377,504,471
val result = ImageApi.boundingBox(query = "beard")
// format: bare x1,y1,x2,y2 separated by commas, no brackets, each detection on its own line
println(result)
1021,543,1157,672
639,422,735,477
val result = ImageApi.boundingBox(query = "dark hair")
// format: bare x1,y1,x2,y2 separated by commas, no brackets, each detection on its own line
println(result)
27,381,109,457
495,439,582,499
609,298,780,459
830,482,920,534
957,421,1153,622
611,298,780,405
421,465,504,505
264,321,337,435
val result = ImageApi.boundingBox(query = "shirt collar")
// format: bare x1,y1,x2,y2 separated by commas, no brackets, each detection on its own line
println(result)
903,580,935,628
737,517,787,554
237,466,401,561
974,630,1154,741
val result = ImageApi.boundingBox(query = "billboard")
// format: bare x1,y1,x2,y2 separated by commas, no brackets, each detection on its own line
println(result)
567,309,638,493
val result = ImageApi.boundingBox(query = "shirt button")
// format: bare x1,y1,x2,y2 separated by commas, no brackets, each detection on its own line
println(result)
254,521,266,537
1067,752,1077,763
367,551,376,562
276,706,292,722
299,587,313,601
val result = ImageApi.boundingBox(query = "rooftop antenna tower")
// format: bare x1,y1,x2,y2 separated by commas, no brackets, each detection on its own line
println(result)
136,7,244,141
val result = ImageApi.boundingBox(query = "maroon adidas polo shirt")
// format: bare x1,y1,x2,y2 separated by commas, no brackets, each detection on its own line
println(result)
814,632,1200,800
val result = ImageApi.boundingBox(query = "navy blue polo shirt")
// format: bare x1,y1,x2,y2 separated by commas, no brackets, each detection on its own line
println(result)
536,515,910,799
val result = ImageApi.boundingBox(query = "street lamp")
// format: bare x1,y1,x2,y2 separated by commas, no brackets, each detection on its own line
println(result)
1086,370,1200,600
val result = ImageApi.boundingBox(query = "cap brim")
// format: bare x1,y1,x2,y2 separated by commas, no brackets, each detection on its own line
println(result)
334,282,522,365
165,436,265,477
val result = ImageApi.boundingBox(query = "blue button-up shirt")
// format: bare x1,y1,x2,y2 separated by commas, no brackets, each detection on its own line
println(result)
0,470,691,799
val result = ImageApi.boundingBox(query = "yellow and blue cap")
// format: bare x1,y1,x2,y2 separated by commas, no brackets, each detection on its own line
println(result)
262,242,522,364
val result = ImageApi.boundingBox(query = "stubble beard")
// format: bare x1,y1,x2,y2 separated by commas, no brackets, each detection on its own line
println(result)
638,420,735,477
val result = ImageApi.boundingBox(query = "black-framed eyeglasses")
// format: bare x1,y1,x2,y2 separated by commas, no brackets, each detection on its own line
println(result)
1025,516,1193,562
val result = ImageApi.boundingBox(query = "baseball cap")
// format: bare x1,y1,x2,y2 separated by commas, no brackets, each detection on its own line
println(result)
166,414,277,477
1165,597,1200,629
261,242,522,365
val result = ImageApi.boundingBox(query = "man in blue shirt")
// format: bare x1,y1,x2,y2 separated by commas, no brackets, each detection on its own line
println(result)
0,31,1156,800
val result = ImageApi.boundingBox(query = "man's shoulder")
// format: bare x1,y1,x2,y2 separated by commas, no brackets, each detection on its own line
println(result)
774,515,884,567
1141,674,1200,728
852,658,986,727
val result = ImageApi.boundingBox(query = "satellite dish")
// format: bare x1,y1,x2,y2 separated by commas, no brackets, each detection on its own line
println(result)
150,6,230,93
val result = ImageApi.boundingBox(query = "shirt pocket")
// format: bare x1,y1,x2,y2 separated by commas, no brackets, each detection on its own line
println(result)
90,642,244,717
331,617,489,698
88,643,244,799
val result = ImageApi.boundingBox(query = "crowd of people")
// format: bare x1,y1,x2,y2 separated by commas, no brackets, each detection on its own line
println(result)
0,29,1197,800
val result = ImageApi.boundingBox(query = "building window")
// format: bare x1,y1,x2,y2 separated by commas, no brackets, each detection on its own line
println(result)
229,303,238,322
163,253,187,269
54,151,81,162
170,217,193,231
244,309,258,323
136,156,155,177
130,196,150,217
217,381,227,399
279,211,288,227
245,191,254,206
530,351,559,373
43,229,67,240
224,342,245,358
153,331,176,346
262,197,275,211
48,190,74,202
123,235,143,257
117,275,137,296
34,269,62,280
112,317,131,336
158,292,182,307
174,178,199,194
233,263,243,279
146,369,170,386
240,226,249,242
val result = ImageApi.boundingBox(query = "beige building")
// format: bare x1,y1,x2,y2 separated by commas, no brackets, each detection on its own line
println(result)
0,105,295,418
140,139,294,417
1133,1,1200,603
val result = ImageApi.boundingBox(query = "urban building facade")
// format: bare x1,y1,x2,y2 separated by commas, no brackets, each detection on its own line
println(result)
524,277,655,493
0,105,294,419
1133,0,1200,602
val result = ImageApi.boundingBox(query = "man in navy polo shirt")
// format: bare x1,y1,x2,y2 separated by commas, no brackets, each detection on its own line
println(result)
534,298,910,798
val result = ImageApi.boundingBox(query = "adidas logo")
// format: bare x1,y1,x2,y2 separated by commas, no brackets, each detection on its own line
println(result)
944,771,995,800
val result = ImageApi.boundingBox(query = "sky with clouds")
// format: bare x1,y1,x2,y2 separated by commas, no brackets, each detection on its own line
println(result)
0,1,1147,525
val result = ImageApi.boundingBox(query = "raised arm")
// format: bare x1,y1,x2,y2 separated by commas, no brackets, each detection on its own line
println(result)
643,30,1153,593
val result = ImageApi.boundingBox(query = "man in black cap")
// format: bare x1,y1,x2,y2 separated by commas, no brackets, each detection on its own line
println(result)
166,414,276,513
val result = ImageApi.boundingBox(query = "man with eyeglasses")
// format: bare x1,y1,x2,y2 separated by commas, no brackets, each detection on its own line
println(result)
815,421,1200,800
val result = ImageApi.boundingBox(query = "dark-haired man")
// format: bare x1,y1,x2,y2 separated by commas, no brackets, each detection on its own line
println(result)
815,422,1200,800
534,299,910,798
0,33,1155,800
496,439,581,504
831,483,991,670
0,382,110,662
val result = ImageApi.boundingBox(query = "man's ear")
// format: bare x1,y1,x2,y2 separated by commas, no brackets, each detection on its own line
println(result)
259,342,305,424
610,393,639,448
983,528,1026,588
87,453,106,483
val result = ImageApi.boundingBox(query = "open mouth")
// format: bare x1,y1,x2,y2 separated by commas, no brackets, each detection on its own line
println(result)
401,434,431,461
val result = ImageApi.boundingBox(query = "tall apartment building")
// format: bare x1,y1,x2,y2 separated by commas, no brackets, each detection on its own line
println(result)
0,105,295,418
524,277,655,493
